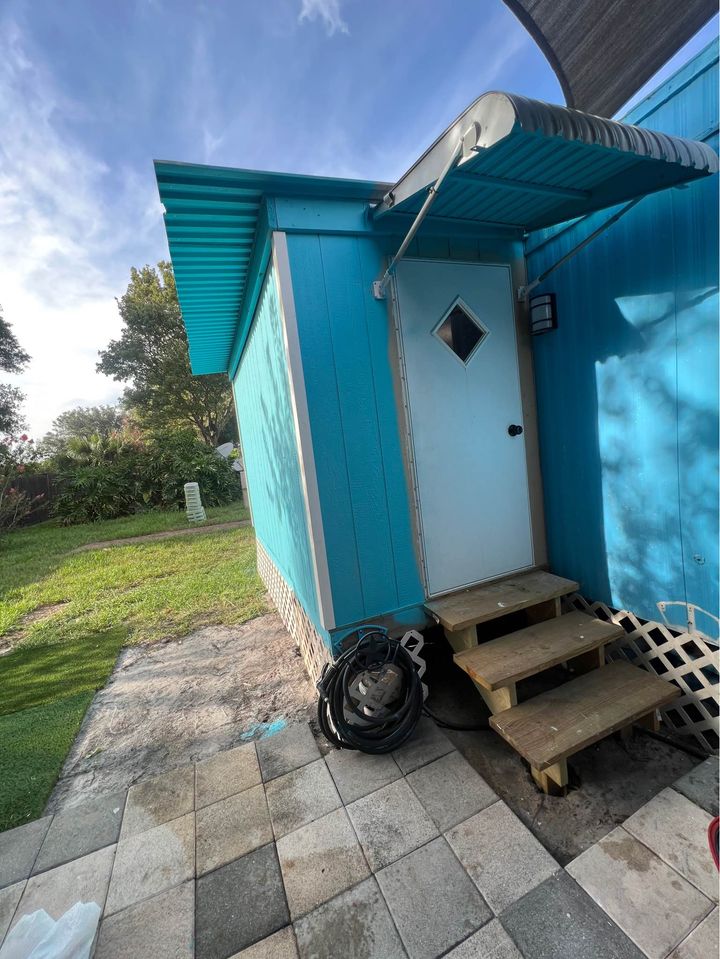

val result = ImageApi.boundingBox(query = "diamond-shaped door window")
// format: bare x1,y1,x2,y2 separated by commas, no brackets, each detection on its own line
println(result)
433,297,489,364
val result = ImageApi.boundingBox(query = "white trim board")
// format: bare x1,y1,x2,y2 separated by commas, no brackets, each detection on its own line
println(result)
273,231,335,630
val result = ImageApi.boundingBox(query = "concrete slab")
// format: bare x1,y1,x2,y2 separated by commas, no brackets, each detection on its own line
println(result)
443,919,523,959
670,908,719,959
265,759,341,839
623,787,717,901
11,844,115,930
0,881,24,945
566,826,714,959
195,843,289,959
33,792,125,874
94,881,194,959
256,723,320,783
392,716,454,774
105,812,195,916
277,807,370,919
293,876,406,959
0,816,52,889
406,751,497,832
47,615,316,812
501,872,644,959
446,801,559,914
427,633,698,865
196,783,272,876
195,741,261,809
231,926,299,958
376,836,491,959
324,748,402,805
121,766,194,837
346,778,438,871
672,757,719,817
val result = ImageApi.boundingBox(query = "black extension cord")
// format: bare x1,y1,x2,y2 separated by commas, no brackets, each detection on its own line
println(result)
422,704,488,732
316,628,424,753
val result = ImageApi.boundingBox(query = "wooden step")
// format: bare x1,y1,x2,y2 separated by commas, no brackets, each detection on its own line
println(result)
426,570,579,634
454,611,624,691
490,661,680,794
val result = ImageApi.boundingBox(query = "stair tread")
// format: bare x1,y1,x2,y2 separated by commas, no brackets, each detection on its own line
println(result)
426,570,579,631
454,611,624,690
490,661,680,770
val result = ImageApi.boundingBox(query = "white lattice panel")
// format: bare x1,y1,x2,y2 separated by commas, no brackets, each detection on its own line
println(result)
565,594,719,754
256,541,332,684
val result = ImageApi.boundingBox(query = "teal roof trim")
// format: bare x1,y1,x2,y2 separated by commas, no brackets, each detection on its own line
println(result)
154,161,387,375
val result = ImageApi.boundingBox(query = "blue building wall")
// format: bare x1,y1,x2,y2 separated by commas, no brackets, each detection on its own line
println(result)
286,231,424,635
527,42,719,639
232,262,324,638
284,225,523,640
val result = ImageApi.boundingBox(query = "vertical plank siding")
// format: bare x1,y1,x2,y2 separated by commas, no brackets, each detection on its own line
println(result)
284,234,367,627
527,42,719,640
233,263,324,637
286,229,523,638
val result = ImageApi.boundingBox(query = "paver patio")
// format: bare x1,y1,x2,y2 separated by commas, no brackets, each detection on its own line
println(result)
0,724,716,958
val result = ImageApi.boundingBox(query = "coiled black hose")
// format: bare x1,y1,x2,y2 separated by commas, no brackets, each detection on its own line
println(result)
316,628,424,753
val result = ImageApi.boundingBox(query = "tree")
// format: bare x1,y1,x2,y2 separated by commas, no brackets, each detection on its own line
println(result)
97,263,236,447
0,309,30,434
40,405,125,459
0,313,30,374
0,386,26,436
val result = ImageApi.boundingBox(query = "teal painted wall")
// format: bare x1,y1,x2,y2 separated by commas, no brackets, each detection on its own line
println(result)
286,232,423,633
285,228,523,641
527,43,719,640
233,263,326,641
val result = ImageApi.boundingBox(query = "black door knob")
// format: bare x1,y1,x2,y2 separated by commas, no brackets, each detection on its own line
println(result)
508,424,523,436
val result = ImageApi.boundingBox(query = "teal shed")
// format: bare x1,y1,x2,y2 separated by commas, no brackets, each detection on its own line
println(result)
155,45,719,748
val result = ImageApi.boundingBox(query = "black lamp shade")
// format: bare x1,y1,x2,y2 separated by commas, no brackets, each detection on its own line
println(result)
529,293,557,335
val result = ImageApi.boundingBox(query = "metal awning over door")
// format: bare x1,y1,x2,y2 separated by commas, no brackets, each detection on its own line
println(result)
373,92,718,233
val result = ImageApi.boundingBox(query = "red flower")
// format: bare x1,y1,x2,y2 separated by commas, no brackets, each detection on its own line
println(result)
20,434,28,442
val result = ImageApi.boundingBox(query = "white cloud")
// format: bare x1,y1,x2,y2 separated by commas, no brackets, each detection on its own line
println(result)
299,0,349,36
0,17,163,440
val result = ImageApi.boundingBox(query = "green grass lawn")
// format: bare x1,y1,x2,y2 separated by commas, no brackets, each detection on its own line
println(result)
0,504,267,830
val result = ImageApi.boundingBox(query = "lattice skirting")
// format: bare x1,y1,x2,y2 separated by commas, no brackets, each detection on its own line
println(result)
256,541,332,685
564,594,719,754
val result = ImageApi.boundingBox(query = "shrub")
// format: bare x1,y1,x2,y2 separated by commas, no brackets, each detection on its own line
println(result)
53,428,242,524
143,431,242,510
0,435,45,532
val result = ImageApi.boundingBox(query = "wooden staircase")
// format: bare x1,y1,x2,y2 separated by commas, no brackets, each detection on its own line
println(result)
425,571,681,795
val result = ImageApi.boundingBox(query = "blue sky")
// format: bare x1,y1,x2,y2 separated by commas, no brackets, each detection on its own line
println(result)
1,0,717,439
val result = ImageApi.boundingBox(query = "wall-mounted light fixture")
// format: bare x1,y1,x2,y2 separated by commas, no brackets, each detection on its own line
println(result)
529,293,557,335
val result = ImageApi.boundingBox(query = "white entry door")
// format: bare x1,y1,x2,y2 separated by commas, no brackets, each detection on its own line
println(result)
394,259,533,596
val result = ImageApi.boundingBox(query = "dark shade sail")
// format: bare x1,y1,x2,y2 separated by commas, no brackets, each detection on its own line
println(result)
502,0,717,117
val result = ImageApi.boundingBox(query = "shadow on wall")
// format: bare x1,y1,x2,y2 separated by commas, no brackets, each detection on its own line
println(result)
256,319,318,618
531,177,719,642
233,268,320,630
599,286,719,638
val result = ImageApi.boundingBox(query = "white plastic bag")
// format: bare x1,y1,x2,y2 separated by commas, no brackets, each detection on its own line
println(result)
0,902,101,959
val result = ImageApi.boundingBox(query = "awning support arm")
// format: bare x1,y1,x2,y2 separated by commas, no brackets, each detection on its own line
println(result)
518,196,644,300
372,128,476,300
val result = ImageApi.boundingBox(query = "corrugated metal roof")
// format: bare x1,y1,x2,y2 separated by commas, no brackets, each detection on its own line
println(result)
154,161,387,374
501,0,716,118
157,93,717,376
375,92,719,229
